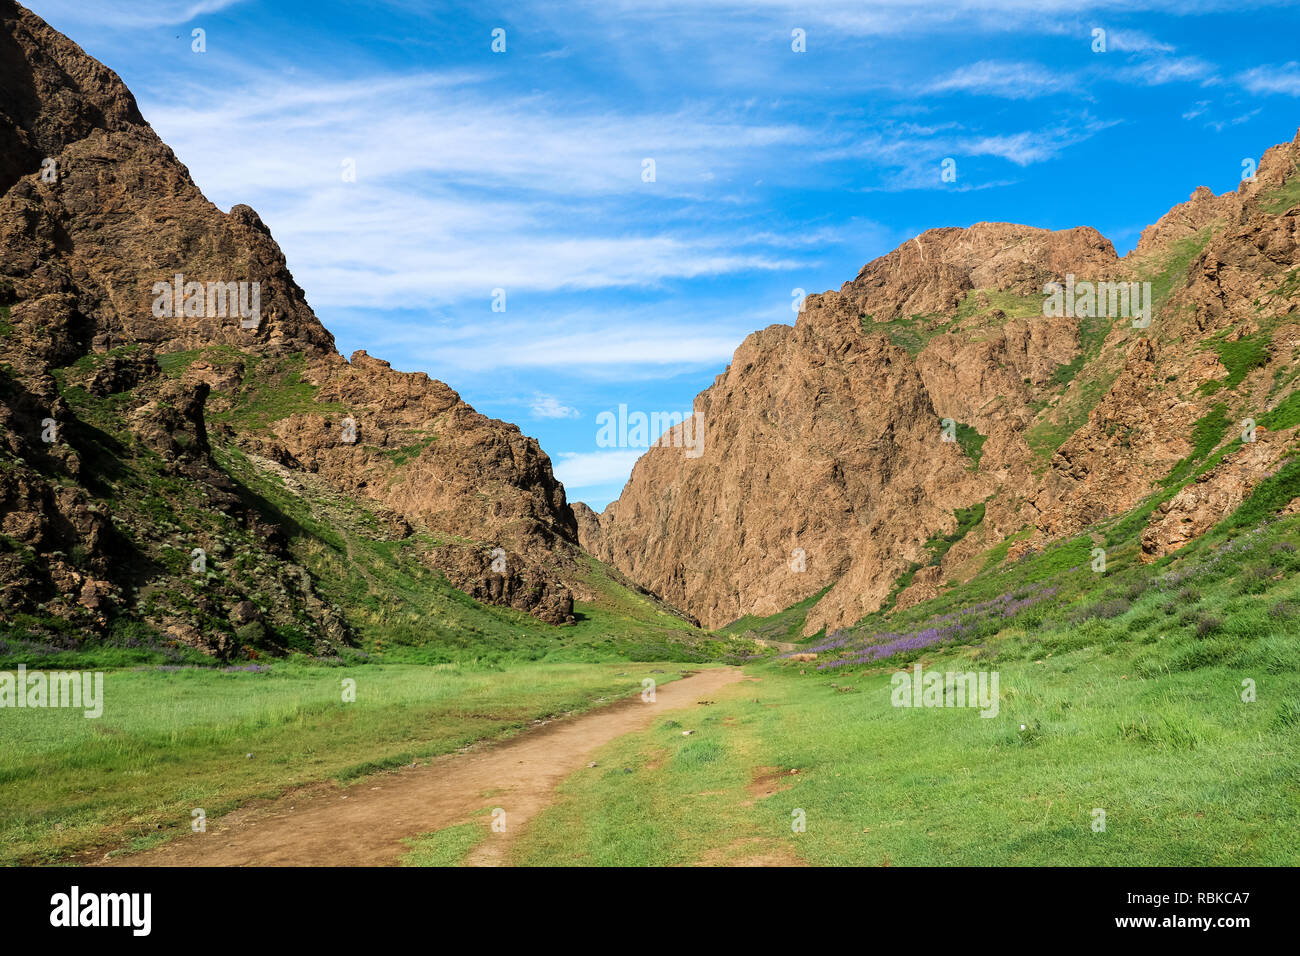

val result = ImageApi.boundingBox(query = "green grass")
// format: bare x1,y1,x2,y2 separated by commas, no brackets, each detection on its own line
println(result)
0,660,684,865
216,444,737,666
719,586,831,645
511,645,1298,865
208,352,349,433
1148,231,1214,317
1049,313,1111,390
954,288,1043,324
1202,331,1271,392
858,289,1041,356
1162,403,1230,488
156,344,247,377
385,435,437,466
1260,390,1300,431
954,422,986,468
980,527,1030,572
860,312,956,355
1258,171,1300,216
401,821,489,866
1219,455,1300,531
926,503,986,564
159,346,352,433
507,493,1300,866
1025,370,1118,463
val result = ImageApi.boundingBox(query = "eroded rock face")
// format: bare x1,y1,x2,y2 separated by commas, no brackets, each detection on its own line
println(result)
593,148,1300,634
1032,338,1198,539
0,1,580,646
267,351,581,624
1135,185,1244,257
849,223,1118,321
572,501,607,559
1141,429,1294,561
589,224,1121,633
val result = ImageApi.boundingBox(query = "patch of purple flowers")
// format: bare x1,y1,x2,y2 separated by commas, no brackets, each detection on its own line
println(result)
785,580,1059,669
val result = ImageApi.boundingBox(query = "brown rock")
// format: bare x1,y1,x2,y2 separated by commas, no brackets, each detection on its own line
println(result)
1141,429,1295,560
228,600,260,627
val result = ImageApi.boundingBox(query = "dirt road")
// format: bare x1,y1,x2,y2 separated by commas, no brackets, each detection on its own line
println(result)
104,665,743,867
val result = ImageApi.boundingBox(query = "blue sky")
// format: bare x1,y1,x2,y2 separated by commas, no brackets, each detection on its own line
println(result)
29,0,1300,508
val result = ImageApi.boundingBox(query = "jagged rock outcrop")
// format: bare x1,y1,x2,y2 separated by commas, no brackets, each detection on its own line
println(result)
850,223,1118,320
572,501,606,558
592,136,1300,634
595,315,985,631
591,222,1118,632
1031,133,1300,542
266,350,579,623
0,1,579,649
1141,427,1294,560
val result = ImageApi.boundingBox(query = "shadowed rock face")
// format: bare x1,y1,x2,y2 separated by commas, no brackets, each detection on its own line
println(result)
0,1,579,650
586,146,1300,634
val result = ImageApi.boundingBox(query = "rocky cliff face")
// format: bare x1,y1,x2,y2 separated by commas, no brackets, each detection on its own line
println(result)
0,0,579,654
587,135,1300,634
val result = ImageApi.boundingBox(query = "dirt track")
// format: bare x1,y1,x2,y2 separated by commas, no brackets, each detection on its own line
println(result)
103,666,742,867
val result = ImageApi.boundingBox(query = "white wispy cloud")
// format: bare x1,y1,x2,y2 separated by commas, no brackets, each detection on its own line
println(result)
926,61,1077,100
1117,55,1217,86
530,394,581,419
140,71,811,309
1237,62,1300,96
815,114,1118,185
534,0,1272,40
1206,108,1263,133
144,73,802,200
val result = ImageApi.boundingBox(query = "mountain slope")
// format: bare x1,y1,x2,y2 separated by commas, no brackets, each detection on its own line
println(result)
0,0,632,655
587,131,1300,635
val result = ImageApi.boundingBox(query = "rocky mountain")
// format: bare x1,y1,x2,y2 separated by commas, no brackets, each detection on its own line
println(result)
4,0,1296,657
585,132,1300,634
0,0,583,656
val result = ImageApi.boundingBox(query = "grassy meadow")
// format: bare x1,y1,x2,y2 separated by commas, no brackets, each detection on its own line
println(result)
403,477,1300,866
0,659,685,865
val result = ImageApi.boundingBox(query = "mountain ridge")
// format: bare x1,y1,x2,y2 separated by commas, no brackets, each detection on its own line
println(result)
584,135,1300,634
0,0,591,655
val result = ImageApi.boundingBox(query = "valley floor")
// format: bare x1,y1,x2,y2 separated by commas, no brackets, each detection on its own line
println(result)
102,666,739,866
0,661,688,865
3,632,1297,866
507,647,1299,866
